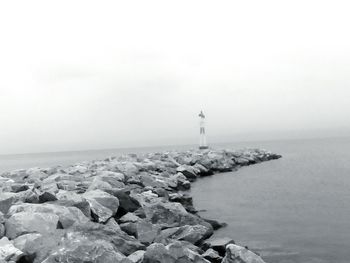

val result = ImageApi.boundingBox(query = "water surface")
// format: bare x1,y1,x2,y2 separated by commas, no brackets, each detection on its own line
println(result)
191,137,350,263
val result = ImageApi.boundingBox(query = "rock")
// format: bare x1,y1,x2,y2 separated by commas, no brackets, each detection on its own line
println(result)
12,232,65,263
143,243,175,263
54,193,91,218
5,212,59,239
39,192,58,203
127,250,145,263
41,235,128,263
71,222,145,256
119,212,141,223
10,184,30,193
88,177,113,191
143,201,210,228
82,190,119,223
0,237,23,261
135,220,161,245
105,189,141,217
0,192,16,214
203,237,235,256
222,244,266,263
7,203,89,229
203,218,227,230
169,193,195,213
202,248,222,263
176,165,198,181
161,224,213,245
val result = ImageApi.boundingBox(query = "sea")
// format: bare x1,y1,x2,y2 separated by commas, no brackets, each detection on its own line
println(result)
1,137,350,263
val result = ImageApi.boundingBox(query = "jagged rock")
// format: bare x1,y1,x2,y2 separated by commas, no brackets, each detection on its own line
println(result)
203,218,227,230
202,248,222,263
39,192,58,203
82,190,119,223
203,237,235,256
71,222,145,256
143,201,210,228
0,237,23,261
159,224,213,245
10,184,29,193
143,243,175,263
41,235,128,263
55,192,91,218
127,250,145,263
176,165,198,181
88,177,113,191
105,189,141,217
5,212,59,239
7,203,89,229
119,212,141,223
125,220,161,245
222,244,266,263
169,193,195,212
12,232,65,263
0,192,17,214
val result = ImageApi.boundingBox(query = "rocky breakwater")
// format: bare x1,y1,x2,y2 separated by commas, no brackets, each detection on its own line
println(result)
0,148,281,263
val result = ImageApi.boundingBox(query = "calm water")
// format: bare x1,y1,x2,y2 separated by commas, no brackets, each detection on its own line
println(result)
1,138,349,262
191,137,350,263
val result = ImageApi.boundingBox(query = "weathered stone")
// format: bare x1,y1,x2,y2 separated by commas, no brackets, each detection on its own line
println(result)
39,192,58,203
71,222,145,256
222,244,266,263
161,224,213,245
0,192,16,214
7,203,89,229
5,212,59,239
82,190,119,223
203,237,235,256
202,248,222,263
41,235,127,263
105,189,141,217
143,243,175,263
0,236,23,261
127,250,145,263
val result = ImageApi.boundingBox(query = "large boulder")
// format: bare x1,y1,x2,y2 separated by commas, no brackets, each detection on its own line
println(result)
105,189,141,217
7,203,89,229
143,243,175,263
0,192,17,214
12,232,65,263
203,237,235,256
0,236,23,261
159,224,213,245
143,201,210,228
222,244,266,263
71,222,145,256
41,235,129,263
120,220,160,245
82,190,119,223
5,212,59,239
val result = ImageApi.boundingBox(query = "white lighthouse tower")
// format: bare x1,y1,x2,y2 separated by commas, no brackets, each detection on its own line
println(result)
199,110,208,149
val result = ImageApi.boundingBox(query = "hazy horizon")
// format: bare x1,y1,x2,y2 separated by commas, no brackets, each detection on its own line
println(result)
1,0,350,155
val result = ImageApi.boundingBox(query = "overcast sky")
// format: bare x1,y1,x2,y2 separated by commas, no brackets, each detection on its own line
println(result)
0,0,350,154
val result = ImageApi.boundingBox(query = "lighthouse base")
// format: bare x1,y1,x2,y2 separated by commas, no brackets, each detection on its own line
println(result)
199,146,209,150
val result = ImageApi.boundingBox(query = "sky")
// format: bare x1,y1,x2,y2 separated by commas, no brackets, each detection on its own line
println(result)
0,0,350,154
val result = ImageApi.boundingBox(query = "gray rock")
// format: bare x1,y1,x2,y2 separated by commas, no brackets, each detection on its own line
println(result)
82,190,119,223
5,212,59,239
202,248,222,263
0,236,23,261
203,237,235,256
222,244,266,263
0,192,16,214
127,250,145,263
7,203,89,229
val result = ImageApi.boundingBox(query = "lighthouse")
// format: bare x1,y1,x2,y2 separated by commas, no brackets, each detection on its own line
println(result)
199,110,208,149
